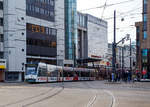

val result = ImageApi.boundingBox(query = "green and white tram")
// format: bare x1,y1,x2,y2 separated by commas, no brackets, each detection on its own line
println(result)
25,62,96,83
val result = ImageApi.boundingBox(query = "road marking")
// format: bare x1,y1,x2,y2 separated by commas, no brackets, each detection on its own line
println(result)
104,90,116,107
84,82,98,107
87,94,97,107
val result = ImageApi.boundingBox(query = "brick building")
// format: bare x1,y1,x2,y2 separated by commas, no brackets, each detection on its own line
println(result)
135,0,150,79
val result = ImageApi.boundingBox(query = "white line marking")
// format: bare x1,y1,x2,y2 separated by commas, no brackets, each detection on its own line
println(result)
104,90,116,107
87,94,97,107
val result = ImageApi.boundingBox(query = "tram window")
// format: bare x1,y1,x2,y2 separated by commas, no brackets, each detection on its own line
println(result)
75,72,79,76
81,71,85,77
63,71,68,77
88,72,90,77
78,71,81,77
91,72,94,77
47,72,51,77
59,71,63,77
68,71,74,77
85,72,89,77
51,70,58,77
38,67,47,76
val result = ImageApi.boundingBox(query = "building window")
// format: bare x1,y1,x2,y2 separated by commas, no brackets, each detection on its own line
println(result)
142,49,148,63
0,34,3,42
0,18,3,26
143,31,147,39
0,1,3,10
136,26,140,33
143,21,147,31
26,0,55,22
144,0,147,4
137,41,140,46
143,0,147,13
142,49,148,56
143,14,147,22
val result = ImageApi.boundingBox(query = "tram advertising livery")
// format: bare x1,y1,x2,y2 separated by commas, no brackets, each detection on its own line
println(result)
25,63,96,83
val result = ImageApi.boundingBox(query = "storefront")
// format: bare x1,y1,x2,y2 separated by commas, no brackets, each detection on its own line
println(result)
0,59,6,82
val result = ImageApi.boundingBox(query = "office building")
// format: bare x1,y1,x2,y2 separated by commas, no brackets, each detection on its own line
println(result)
77,12,108,61
2,0,64,81
0,0,108,81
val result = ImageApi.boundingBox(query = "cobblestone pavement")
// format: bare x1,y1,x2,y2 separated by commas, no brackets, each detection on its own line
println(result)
0,81,150,107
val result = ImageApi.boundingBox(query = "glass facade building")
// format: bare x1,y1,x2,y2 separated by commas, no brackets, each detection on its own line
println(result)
65,0,77,60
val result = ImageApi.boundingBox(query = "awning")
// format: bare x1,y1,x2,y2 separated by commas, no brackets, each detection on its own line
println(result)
77,57,102,64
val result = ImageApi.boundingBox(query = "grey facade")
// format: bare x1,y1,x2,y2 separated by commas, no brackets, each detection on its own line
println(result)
0,0,108,81
1,0,65,81
77,12,108,60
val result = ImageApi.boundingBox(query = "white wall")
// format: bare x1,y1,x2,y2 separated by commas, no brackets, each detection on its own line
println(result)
87,20,108,58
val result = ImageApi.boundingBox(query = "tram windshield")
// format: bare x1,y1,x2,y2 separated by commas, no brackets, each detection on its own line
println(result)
26,67,37,75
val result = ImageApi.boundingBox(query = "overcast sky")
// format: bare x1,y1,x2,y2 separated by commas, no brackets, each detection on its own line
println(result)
77,0,142,44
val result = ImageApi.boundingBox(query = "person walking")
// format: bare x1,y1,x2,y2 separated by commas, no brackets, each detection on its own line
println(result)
111,72,115,82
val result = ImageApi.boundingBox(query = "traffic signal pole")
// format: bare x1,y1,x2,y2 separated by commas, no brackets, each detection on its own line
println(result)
130,38,132,72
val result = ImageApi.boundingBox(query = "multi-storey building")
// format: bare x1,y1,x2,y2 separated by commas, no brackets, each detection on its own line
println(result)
135,22,143,74
107,43,136,70
0,0,6,82
77,12,108,60
2,0,65,81
135,0,150,79
0,0,108,82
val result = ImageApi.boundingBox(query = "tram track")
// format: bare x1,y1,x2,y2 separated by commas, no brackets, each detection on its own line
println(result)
83,82,98,107
84,82,116,107
1,84,64,107
22,85,64,107
1,87,55,107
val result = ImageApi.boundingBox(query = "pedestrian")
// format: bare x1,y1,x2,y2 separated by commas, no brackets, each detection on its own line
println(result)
127,71,131,82
111,72,115,82
132,73,136,83
142,69,147,79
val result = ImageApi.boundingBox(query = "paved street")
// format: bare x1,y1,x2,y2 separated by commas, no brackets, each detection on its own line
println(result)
0,81,150,107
